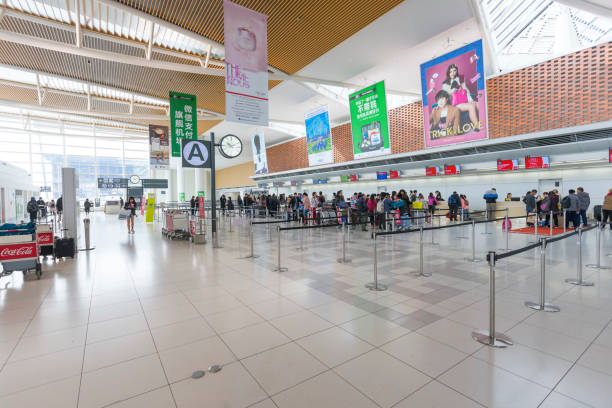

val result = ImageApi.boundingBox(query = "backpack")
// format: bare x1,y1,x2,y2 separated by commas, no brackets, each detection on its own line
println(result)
561,196,571,209
27,201,38,213
540,198,550,212
376,201,384,214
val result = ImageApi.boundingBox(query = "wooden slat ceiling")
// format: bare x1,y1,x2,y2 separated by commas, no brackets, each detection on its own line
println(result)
119,0,405,74
0,0,403,125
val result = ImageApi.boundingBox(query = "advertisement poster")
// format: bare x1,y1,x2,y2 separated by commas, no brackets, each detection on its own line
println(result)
251,133,268,174
305,105,333,166
169,91,198,157
223,0,269,126
149,124,169,168
145,194,156,223
348,81,391,160
420,39,488,148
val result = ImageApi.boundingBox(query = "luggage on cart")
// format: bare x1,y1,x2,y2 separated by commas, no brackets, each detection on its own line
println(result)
39,245,54,256
54,237,75,258
594,205,602,222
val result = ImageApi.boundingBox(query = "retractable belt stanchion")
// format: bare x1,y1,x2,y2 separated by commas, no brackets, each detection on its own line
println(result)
347,207,352,242
565,228,593,286
472,251,513,347
337,222,351,263
416,225,431,277
295,224,305,251
458,209,468,239
465,219,483,262
241,217,258,259
366,233,387,291
525,238,560,312
534,211,539,238
430,216,439,246
563,210,567,233
586,221,610,270
549,212,553,236
273,226,287,272
228,214,232,233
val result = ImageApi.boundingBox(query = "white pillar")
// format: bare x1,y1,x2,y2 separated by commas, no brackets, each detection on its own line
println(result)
176,159,184,202
194,168,206,198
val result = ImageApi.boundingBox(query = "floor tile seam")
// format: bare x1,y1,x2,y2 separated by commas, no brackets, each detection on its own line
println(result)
126,263,179,408
543,390,597,408
0,276,66,375
88,310,145,326
518,317,607,343
0,373,82,400
390,377,488,408
97,384,176,408
7,339,88,365
184,293,275,403
543,315,612,404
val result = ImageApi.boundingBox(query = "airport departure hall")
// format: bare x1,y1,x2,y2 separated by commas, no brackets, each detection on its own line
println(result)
0,0,611,407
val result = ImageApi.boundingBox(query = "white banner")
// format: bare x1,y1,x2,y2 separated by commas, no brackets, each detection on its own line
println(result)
223,0,269,126
251,133,268,175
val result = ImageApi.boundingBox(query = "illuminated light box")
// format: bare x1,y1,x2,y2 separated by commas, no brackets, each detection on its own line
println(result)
425,167,440,176
497,159,519,171
376,172,388,180
444,164,461,175
525,156,550,169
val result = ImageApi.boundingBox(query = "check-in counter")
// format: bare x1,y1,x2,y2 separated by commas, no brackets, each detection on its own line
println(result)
495,201,525,218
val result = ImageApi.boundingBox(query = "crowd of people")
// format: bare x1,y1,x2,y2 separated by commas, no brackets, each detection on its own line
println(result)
26,196,63,223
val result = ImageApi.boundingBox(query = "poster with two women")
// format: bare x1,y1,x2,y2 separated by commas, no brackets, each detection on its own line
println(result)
420,39,488,148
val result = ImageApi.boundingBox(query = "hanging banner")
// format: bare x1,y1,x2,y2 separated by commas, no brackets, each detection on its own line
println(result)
169,91,198,157
305,105,333,166
348,81,391,160
145,194,156,223
251,133,268,175
149,124,170,168
420,39,487,148
223,0,269,126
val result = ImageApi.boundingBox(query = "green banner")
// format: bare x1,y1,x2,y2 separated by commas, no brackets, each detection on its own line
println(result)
169,91,198,157
348,81,390,160
197,191,205,197
179,192,185,201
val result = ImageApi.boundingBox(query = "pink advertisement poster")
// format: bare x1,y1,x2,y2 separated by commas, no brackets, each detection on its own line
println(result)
420,40,488,148
223,0,269,126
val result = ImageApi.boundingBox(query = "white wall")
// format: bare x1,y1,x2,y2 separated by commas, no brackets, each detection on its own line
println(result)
0,162,36,223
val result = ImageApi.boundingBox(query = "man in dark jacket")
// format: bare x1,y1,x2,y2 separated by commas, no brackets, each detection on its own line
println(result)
27,197,38,222
56,196,63,222
448,191,460,221
523,190,536,226
576,187,590,227
357,193,368,231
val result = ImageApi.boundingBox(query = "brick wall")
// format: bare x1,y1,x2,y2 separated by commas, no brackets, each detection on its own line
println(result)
265,42,611,173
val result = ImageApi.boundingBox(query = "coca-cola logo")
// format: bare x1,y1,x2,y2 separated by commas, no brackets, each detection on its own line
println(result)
1,246,34,257
38,234,52,244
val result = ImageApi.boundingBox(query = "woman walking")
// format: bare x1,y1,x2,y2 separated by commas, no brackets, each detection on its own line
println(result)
125,196,137,234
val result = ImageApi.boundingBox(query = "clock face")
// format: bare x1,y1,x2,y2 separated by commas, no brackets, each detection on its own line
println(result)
218,134,243,159
130,175,140,184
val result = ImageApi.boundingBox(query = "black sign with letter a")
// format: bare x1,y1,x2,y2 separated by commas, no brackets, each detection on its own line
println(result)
181,139,212,168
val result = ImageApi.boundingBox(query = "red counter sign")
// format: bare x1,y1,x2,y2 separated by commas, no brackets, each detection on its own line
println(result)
425,167,440,176
525,156,550,169
141,196,146,215
497,159,519,171
198,196,205,219
444,165,460,175
389,170,400,179
609,148,612,163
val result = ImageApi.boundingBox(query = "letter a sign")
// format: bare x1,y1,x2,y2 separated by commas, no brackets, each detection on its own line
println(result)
181,139,212,168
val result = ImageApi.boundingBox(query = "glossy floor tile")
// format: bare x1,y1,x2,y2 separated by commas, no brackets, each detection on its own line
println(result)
0,212,610,407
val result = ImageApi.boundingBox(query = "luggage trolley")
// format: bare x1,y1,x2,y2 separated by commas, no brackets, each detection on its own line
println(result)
0,222,42,280
37,223,54,258
162,209,190,240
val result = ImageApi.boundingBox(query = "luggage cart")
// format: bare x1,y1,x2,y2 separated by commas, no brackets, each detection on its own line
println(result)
37,223,54,258
0,223,42,280
189,215,206,244
162,209,190,240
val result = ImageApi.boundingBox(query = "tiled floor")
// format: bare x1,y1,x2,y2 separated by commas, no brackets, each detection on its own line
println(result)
0,212,611,407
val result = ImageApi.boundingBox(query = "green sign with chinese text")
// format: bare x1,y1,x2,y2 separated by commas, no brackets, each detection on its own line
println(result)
169,91,198,157
348,81,390,160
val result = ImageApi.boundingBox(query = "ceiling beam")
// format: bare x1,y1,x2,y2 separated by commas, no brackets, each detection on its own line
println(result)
470,0,500,73
35,73,43,105
146,22,154,61
74,0,82,48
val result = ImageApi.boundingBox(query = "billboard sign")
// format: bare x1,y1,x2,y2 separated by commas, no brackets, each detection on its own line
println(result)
169,91,198,157
149,124,170,168
305,105,333,166
348,81,391,160
251,133,268,174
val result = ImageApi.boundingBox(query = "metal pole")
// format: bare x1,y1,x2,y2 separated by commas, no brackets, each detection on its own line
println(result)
241,217,258,259
210,132,220,248
549,211,553,236
366,234,387,291
534,211,538,236
430,219,438,246
458,207,468,239
587,222,610,270
526,239,560,311
472,252,513,347
565,228,593,286
273,226,287,272
337,223,351,263
296,224,305,252
563,209,567,233
465,219,482,262
416,225,431,277
347,207,351,242
228,214,232,232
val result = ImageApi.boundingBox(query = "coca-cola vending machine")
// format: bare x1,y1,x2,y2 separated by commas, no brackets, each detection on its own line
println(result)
0,223,42,279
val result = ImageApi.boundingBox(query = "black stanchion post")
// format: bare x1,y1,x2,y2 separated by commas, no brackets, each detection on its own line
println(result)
273,226,287,272
525,238,560,312
366,234,387,291
472,251,513,347
565,228,593,286
240,217,258,259
586,222,610,270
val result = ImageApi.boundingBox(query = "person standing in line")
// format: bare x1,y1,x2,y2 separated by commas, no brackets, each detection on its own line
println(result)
576,187,590,227
523,190,536,226
601,188,612,229
427,192,437,223
48,199,56,218
190,196,196,216
27,197,38,223
237,194,243,215
460,194,470,220
220,194,227,215
448,191,460,221
56,195,63,222
564,189,581,229
124,196,137,234
302,191,311,225
483,188,498,220
549,190,560,227
383,192,393,230
227,197,234,215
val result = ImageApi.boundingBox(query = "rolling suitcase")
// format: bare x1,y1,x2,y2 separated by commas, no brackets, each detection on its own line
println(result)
54,237,75,258
593,205,602,222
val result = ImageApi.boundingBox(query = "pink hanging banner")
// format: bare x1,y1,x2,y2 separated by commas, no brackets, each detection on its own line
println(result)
223,0,269,126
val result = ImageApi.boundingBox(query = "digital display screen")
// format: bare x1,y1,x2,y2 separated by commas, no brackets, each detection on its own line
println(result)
376,172,388,180
389,170,400,179
425,167,440,176
497,159,519,171
349,174,359,182
444,165,461,175
525,156,550,169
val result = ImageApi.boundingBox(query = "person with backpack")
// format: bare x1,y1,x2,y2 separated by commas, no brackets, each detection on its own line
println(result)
483,188,498,220
549,190,560,227
427,192,437,223
391,194,410,231
27,197,38,222
576,187,590,227
84,198,92,216
448,191,461,221
367,194,377,229
376,194,385,229
563,189,580,229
